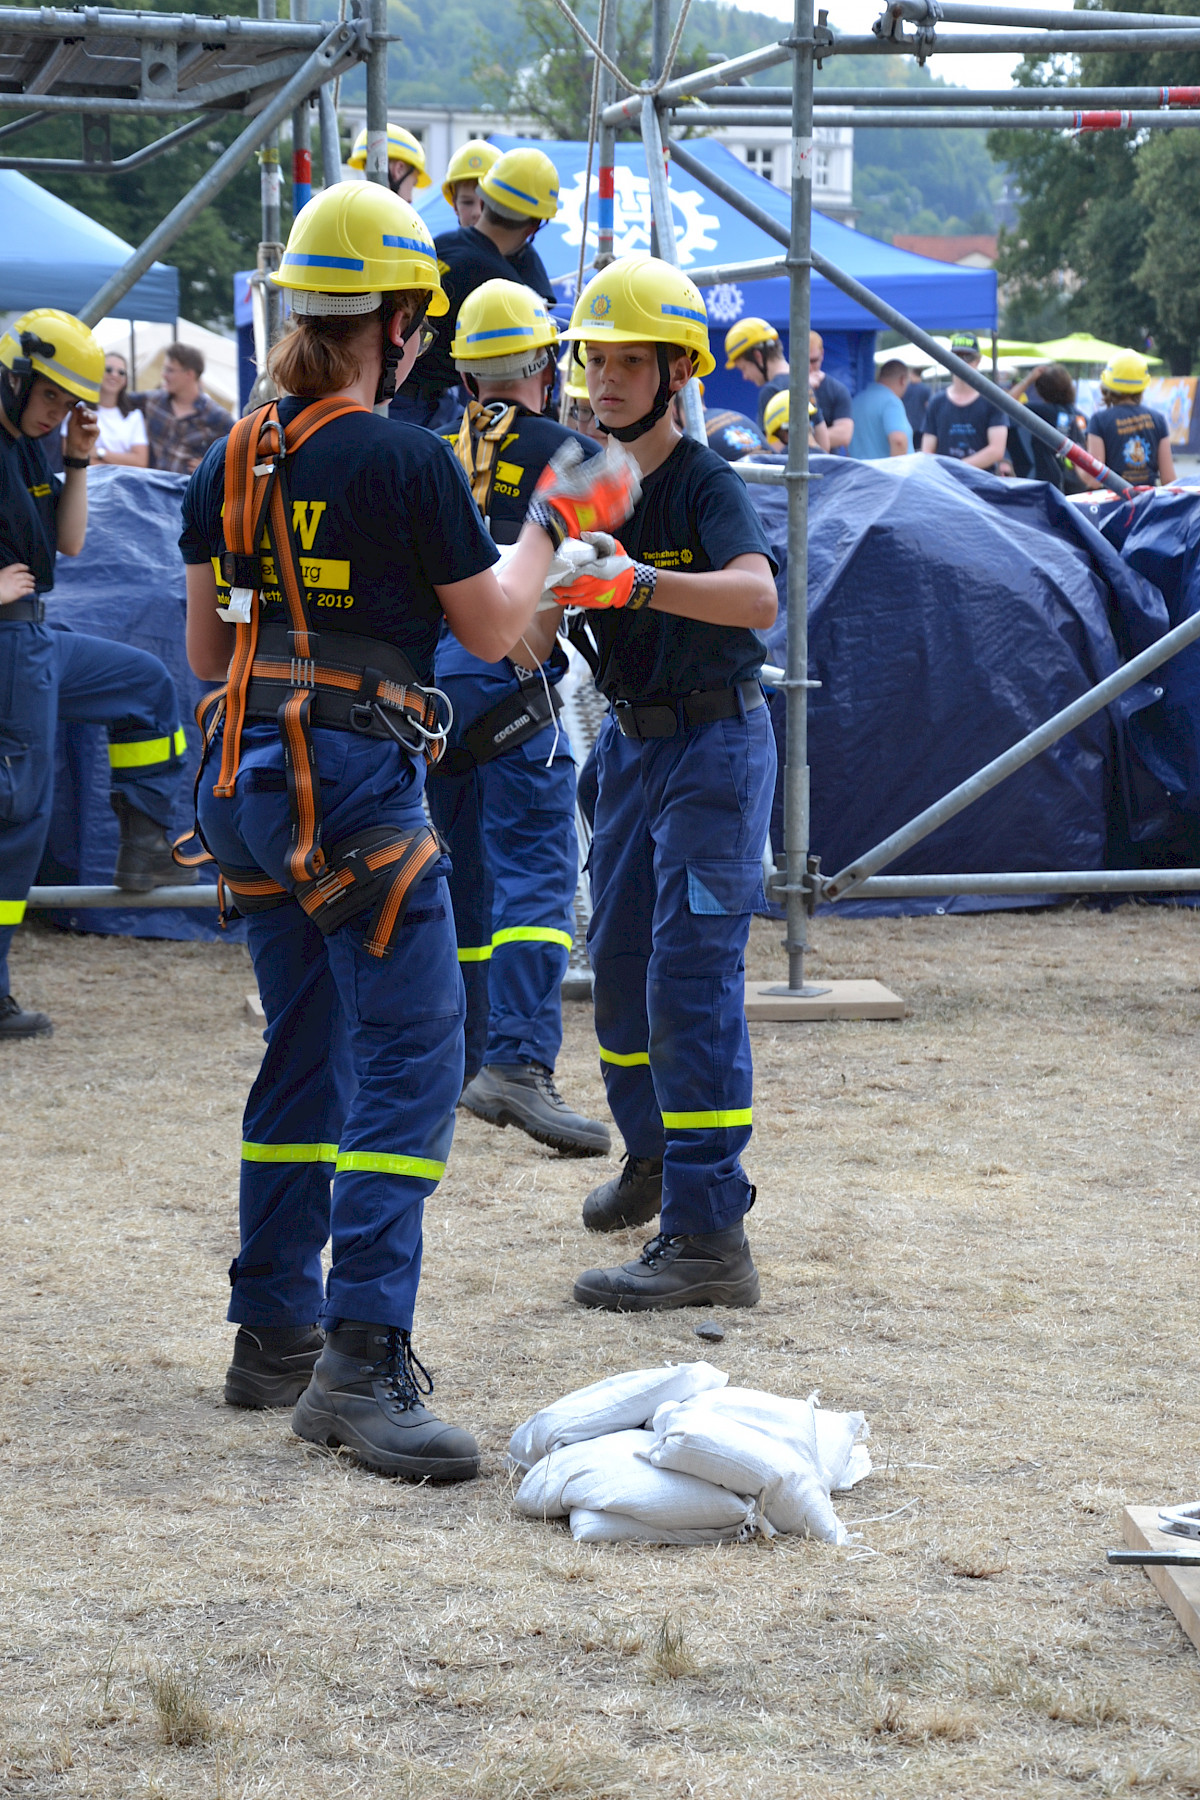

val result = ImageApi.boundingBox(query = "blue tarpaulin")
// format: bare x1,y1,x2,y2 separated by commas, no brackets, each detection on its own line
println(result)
0,170,179,324
39,468,236,942
746,457,1185,913
417,136,996,411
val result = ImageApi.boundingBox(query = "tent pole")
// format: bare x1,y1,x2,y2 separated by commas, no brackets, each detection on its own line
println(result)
78,20,359,324
666,137,1131,497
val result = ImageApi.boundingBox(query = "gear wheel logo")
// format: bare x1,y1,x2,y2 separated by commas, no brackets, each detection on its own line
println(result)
557,169,719,266
704,284,745,326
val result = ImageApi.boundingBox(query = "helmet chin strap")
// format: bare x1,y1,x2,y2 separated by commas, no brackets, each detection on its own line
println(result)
595,345,676,444
376,294,429,404
1,331,52,430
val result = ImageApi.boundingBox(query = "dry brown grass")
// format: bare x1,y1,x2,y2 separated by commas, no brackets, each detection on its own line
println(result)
1,904,1199,1799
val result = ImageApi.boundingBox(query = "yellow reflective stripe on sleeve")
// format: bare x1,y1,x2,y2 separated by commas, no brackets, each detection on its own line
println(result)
491,926,574,951
457,945,493,963
108,730,185,769
599,1046,651,1067
0,898,27,924
662,1109,753,1130
241,1140,339,1163
335,1150,446,1181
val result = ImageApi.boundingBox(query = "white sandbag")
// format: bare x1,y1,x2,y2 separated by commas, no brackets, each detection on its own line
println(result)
645,1399,844,1543
508,1362,728,1470
814,1407,871,1491
568,1508,760,1546
515,1429,755,1534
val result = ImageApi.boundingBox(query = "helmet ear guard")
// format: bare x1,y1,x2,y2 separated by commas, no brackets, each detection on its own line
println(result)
1,331,58,428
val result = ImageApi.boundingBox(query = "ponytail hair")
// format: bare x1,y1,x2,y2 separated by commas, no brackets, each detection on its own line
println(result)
267,293,424,398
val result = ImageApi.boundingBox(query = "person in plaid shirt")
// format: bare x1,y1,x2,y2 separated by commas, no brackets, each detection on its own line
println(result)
133,342,233,474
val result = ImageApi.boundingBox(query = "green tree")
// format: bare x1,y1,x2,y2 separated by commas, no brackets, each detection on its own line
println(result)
472,0,654,139
991,0,1200,370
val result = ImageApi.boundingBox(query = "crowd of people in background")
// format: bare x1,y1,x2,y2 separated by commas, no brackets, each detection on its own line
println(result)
721,317,1175,494
47,339,234,478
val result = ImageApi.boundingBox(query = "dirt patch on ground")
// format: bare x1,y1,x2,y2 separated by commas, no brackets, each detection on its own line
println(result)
2,906,1198,1799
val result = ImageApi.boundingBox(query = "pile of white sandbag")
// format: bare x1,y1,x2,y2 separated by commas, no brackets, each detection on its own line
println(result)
510,1363,870,1546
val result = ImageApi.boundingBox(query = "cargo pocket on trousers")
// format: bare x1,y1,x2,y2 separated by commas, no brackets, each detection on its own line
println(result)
0,725,36,826
686,858,767,917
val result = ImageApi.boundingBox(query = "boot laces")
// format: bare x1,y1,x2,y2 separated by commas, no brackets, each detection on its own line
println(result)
530,1063,567,1110
370,1328,433,1411
639,1233,681,1267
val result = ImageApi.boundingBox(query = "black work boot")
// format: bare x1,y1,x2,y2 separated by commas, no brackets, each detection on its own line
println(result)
224,1323,324,1409
461,1062,611,1157
0,994,52,1039
111,794,199,894
292,1322,479,1483
583,1153,663,1232
574,1224,761,1312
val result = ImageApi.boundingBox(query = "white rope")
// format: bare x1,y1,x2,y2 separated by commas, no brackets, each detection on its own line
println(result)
542,0,697,97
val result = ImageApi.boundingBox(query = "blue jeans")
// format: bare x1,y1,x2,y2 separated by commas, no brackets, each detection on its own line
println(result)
587,698,775,1235
198,724,464,1331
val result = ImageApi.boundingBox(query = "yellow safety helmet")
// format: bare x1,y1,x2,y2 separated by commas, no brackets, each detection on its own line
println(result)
763,388,818,443
1101,348,1150,395
561,353,590,401
442,140,500,206
451,278,558,375
271,181,447,314
562,255,716,377
479,146,560,222
724,316,780,370
0,307,104,414
347,122,431,186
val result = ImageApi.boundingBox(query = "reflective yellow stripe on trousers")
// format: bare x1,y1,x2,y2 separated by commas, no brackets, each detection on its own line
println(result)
0,899,27,926
241,1141,339,1163
459,926,574,964
661,1110,753,1130
598,1045,650,1067
336,1150,446,1181
108,725,187,769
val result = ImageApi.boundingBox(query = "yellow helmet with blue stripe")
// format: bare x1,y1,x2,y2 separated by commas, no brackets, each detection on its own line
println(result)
347,122,431,186
451,279,559,374
442,140,500,206
479,146,560,222
561,254,716,378
0,307,103,407
271,182,447,314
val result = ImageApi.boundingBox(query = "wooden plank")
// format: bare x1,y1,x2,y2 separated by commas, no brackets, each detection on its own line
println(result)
245,991,265,1025
1122,1505,1200,1655
745,978,907,1023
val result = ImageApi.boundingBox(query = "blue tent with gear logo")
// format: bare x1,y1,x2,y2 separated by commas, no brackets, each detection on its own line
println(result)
416,136,995,410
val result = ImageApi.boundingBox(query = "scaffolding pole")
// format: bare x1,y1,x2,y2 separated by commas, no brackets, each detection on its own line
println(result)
696,85,1200,107
255,0,285,362
291,0,312,212
666,137,1132,498
825,29,1200,55
670,106,1200,128
78,17,360,323
595,0,618,267
365,0,388,186
317,78,342,186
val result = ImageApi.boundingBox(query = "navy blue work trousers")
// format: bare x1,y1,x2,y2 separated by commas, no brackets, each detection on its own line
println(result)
198,725,464,1332
425,665,577,1082
0,618,185,996
587,697,775,1236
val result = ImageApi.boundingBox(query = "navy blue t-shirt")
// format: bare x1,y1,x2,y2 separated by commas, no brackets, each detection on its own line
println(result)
923,390,1006,460
178,400,497,685
421,226,558,401
0,429,59,592
811,372,852,434
437,405,598,685
1087,401,1168,487
589,433,777,702
704,408,766,463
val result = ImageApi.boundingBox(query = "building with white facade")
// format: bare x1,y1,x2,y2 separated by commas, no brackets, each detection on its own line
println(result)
339,106,545,190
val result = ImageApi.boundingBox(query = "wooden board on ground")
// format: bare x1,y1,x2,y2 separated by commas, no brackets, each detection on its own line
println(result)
1122,1505,1200,1655
745,978,907,1022
245,991,265,1024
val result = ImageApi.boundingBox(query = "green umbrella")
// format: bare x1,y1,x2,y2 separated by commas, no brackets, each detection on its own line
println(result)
1033,333,1163,367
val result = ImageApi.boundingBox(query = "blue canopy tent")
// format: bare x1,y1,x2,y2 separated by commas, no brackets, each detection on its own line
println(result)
416,136,996,410
0,171,178,323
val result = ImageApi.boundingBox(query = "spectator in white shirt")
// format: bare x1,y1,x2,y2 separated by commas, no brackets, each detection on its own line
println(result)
91,353,149,468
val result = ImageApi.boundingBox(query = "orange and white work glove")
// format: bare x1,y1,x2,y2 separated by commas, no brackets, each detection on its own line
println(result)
548,534,657,612
528,439,641,550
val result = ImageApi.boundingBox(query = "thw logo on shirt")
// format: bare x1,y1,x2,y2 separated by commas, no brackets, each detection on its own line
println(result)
291,501,327,551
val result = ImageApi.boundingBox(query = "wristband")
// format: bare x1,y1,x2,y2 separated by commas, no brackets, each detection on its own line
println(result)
63,455,89,470
527,496,568,553
626,562,657,611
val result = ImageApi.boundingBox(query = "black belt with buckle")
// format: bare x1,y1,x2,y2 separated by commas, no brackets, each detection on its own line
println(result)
613,679,765,741
0,597,45,624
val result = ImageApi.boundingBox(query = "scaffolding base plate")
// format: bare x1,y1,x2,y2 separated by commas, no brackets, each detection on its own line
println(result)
1122,1507,1200,1657
745,978,907,1021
